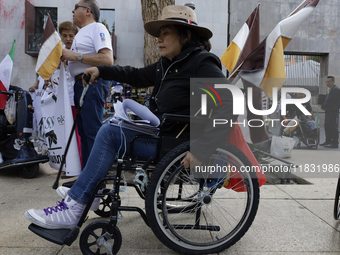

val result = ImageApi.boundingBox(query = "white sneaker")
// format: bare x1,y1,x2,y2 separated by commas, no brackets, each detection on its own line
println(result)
56,186,70,198
24,195,85,229
56,186,100,211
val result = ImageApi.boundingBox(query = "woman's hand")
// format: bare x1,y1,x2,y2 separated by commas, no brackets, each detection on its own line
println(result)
181,152,202,169
83,67,99,86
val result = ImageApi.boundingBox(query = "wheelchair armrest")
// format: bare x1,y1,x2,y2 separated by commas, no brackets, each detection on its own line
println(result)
162,114,189,124
161,113,207,125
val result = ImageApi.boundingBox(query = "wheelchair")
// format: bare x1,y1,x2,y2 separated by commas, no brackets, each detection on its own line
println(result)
28,113,260,255
283,118,319,150
0,86,49,178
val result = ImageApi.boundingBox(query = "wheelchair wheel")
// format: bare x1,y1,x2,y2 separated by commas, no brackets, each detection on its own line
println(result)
333,176,340,220
145,141,260,254
79,221,122,255
20,164,39,179
94,188,113,218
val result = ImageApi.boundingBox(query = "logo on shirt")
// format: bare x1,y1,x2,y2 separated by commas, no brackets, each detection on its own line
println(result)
100,33,106,42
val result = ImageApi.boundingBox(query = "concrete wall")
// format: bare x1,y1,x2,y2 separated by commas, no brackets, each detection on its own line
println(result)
176,0,229,69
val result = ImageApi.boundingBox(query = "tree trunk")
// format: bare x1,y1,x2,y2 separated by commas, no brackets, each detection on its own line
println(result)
141,0,174,66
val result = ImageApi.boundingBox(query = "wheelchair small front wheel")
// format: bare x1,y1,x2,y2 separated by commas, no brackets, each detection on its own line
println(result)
145,141,260,254
79,221,122,255
20,164,39,179
93,188,114,218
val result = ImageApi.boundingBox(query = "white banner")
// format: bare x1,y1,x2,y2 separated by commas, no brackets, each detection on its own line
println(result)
40,64,81,176
40,78,60,168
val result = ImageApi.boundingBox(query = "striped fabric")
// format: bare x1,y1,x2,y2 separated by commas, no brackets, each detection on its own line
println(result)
220,4,260,75
35,16,62,80
238,0,319,97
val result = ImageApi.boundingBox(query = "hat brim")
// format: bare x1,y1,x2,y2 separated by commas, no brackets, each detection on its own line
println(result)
144,20,213,39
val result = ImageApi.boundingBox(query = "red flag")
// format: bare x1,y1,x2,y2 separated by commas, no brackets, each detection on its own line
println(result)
225,124,266,192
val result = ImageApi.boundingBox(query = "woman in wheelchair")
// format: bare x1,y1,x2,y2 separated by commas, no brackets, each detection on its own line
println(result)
282,92,317,137
25,5,236,230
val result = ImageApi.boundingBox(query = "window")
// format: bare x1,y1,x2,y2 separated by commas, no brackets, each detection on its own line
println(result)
284,55,291,62
100,9,115,34
294,55,303,63
30,8,58,52
100,9,116,58
25,1,58,56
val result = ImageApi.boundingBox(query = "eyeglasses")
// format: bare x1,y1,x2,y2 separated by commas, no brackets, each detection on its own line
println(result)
74,4,90,11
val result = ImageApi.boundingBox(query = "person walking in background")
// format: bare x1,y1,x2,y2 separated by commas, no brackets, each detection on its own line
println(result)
321,76,340,148
61,0,113,169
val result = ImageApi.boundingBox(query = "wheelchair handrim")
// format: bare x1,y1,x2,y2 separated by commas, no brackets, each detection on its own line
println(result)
151,149,256,251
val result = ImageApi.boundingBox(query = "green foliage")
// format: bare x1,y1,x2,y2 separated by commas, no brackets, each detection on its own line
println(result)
101,19,112,35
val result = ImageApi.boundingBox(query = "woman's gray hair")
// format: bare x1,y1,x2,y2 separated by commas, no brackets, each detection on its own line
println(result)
83,0,100,22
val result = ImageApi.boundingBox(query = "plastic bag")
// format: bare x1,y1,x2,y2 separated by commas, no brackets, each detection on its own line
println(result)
270,136,295,158
4,95,16,124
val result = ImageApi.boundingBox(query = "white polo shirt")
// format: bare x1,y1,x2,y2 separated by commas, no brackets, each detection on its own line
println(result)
68,22,112,77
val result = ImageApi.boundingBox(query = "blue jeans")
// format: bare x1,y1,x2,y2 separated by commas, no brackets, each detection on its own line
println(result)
74,79,110,168
67,123,158,205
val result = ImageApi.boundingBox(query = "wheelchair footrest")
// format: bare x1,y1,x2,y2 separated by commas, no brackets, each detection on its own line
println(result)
28,224,79,246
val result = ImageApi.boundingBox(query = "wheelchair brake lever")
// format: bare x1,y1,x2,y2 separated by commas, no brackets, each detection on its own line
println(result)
142,157,153,170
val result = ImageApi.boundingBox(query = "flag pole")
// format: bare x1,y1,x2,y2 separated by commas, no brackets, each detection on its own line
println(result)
227,61,244,80
64,63,74,90
175,108,201,139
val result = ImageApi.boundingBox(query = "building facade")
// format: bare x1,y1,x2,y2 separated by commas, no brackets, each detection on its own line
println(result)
0,0,338,92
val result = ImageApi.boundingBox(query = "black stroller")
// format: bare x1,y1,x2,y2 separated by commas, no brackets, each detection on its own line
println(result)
0,85,48,178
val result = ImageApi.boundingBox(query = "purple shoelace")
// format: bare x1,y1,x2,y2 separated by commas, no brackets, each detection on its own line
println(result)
43,201,69,215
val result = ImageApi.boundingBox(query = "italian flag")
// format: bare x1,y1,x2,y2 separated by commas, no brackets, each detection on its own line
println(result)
0,40,15,109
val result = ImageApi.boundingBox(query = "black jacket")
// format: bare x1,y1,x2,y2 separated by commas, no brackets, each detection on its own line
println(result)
97,45,236,162
322,84,340,112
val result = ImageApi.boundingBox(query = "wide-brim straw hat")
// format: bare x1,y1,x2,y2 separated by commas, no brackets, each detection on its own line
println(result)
144,5,213,39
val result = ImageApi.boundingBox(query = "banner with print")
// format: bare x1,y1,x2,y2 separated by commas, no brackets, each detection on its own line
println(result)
53,62,81,176
39,65,81,176
40,71,61,170
30,76,46,152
